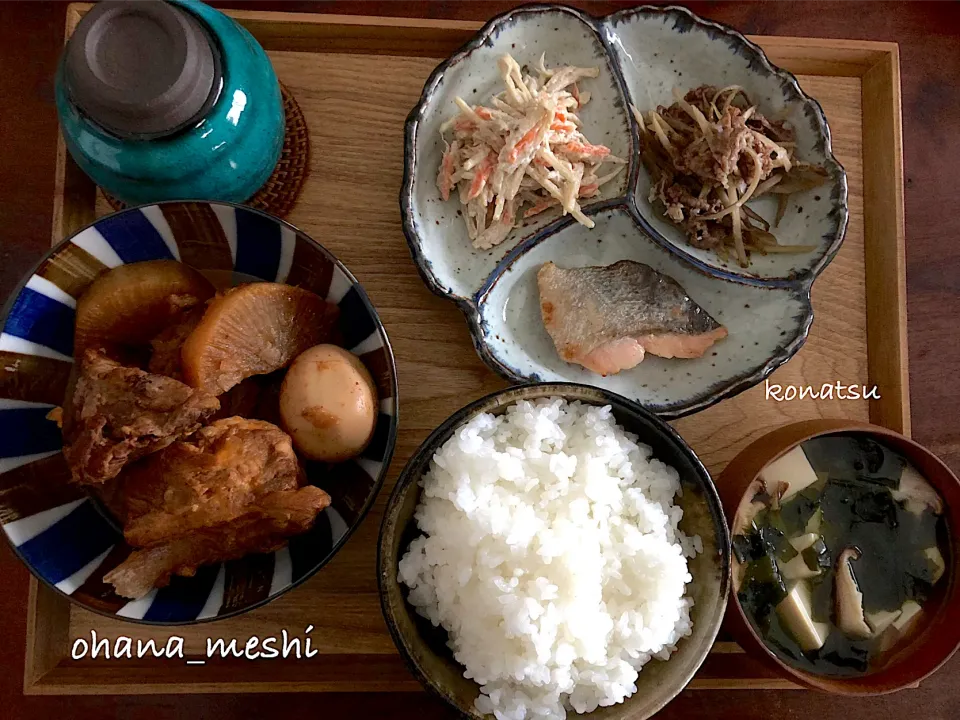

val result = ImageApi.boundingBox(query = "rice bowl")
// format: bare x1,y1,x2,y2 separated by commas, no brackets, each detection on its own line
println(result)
397,397,702,719
378,383,729,720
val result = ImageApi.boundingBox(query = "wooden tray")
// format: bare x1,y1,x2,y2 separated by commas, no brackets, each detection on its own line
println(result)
27,5,906,695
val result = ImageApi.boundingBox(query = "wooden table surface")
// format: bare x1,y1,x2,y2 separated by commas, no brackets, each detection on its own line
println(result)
1,1,958,717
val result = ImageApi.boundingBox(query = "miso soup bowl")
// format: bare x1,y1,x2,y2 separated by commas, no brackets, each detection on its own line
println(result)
718,419,960,694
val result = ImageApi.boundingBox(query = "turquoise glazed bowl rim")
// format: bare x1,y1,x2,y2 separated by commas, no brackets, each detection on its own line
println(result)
377,381,730,720
0,200,399,625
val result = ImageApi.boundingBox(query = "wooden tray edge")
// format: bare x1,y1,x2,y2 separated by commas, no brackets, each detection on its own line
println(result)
64,3,894,75
861,45,909,435
23,579,71,694
23,642,802,695
25,679,802,696
32,7,907,694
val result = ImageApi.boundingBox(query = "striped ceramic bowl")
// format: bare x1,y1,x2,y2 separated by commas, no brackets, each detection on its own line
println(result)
0,201,398,624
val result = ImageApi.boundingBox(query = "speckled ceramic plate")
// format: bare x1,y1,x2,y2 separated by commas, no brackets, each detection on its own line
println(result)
606,6,848,282
401,4,847,418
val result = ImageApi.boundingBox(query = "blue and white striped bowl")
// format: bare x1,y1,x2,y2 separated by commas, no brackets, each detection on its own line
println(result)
0,201,398,624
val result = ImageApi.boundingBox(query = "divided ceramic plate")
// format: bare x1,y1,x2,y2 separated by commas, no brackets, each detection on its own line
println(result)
401,4,847,417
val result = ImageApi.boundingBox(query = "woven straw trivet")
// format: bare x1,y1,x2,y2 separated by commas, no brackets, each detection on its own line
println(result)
101,82,310,218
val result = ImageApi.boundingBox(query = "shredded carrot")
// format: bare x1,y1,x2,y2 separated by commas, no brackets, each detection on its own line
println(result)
523,198,558,218
466,153,496,200
438,147,456,201
508,126,540,164
437,54,625,248
559,141,610,158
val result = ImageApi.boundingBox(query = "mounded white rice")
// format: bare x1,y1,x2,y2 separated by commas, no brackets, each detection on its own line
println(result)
398,398,699,720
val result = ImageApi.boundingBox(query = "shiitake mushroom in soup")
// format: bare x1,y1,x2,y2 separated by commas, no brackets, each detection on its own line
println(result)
732,435,948,676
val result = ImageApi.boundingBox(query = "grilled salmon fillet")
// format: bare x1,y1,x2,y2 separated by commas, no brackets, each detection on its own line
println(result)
537,260,728,376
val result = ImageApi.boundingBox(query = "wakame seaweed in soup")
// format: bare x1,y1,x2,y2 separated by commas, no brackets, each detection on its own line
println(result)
735,434,948,676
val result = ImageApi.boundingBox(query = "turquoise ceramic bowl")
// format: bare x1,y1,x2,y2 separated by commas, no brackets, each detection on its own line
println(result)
55,0,284,205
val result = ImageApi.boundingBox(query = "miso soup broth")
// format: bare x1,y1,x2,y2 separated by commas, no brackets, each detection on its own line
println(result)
733,434,949,676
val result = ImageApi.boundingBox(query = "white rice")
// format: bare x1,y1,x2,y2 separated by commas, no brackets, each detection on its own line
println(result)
398,398,699,720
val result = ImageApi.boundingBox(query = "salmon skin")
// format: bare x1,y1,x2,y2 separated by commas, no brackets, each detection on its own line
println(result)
537,260,728,376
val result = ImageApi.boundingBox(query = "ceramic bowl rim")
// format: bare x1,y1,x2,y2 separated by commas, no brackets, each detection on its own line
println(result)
0,199,400,626
377,381,732,718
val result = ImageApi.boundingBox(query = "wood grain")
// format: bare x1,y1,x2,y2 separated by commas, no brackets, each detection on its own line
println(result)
862,48,909,435
4,2,960,719
25,8,904,694
746,38,897,78
62,2,901,74
50,5,95,247
23,580,70,691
